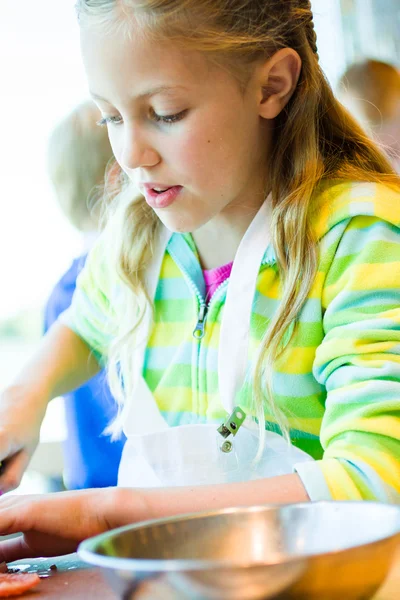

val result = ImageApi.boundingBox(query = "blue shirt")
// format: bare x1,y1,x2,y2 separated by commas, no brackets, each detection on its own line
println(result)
44,255,125,489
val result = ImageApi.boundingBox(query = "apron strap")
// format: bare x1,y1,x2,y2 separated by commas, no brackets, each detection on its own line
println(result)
218,195,272,414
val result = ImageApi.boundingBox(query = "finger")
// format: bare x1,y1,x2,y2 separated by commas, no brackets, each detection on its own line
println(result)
0,535,33,563
0,451,31,493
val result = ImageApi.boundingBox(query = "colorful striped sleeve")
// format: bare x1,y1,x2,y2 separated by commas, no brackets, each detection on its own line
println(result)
296,214,400,502
59,232,118,366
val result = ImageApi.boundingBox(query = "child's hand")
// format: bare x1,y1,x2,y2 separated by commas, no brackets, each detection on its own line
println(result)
0,488,130,562
0,388,47,493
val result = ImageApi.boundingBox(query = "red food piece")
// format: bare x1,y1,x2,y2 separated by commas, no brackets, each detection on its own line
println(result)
0,573,40,597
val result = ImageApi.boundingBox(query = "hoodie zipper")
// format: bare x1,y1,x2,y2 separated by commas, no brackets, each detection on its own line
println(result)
167,244,272,420
193,255,273,339
193,279,229,339
169,245,272,339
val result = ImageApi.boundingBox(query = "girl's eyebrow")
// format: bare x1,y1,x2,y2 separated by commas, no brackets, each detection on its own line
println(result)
90,85,189,103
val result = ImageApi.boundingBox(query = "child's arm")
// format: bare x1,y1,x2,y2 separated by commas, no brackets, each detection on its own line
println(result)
0,322,99,492
0,475,307,562
137,473,309,517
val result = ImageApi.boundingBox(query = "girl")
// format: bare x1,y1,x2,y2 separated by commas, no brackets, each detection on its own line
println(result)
0,0,399,561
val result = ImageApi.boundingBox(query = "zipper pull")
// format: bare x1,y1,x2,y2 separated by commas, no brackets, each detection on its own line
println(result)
193,304,207,339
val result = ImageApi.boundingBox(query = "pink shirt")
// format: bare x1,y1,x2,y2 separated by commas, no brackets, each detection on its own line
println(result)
203,262,233,302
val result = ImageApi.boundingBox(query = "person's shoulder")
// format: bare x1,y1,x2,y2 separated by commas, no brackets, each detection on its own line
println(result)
312,179,400,240
82,220,118,287
44,254,89,330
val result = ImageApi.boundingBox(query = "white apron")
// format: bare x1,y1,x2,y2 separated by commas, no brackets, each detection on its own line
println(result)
118,199,313,488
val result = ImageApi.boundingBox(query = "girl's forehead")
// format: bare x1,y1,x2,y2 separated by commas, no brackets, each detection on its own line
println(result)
81,26,212,94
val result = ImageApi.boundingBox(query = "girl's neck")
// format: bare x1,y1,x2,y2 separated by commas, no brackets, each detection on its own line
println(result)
192,193,267,270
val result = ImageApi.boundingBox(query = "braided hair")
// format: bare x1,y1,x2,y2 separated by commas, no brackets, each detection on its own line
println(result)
299,0,319,59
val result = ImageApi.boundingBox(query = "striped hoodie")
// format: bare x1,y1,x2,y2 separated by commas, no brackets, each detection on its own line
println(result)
62,180,400,502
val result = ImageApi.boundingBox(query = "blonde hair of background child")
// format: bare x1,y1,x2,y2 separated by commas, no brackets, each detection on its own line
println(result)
47,100,115,232
339,59,400,127
76,0,400,453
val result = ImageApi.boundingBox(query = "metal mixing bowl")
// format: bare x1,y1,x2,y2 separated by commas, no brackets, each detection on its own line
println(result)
78,502,400,599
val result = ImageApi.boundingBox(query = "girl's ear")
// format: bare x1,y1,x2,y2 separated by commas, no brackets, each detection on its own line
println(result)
257,48,302,120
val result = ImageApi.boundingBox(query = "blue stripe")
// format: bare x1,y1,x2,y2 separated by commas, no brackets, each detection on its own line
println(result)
334,221,400,258
254,294,323,324
345,458,400,502
326,289,400,312
324,370,400,396
168,234,205,298
155,278,193,300
145,344,218,370
274,372,325,397
322,317,400,336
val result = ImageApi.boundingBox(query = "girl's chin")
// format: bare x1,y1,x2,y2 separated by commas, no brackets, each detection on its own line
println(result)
154,209,208,234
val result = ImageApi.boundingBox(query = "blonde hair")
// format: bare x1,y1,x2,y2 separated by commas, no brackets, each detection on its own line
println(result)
339,59,400,126
76,1,400,445
48,100,115,232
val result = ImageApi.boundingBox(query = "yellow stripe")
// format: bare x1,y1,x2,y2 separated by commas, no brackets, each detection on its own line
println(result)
352,354,400,367
256,272,280,298
155,387,224,417
350,416,400,439
325,262,400,298
308,271,326,299
275,346,317,374
320,459,363,500
160,254,183,278
316,338,398,362
352,262,400,290
148,323,193,347
326,445,400,493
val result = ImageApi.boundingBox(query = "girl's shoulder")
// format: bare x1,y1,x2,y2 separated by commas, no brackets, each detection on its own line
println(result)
312,180,400,240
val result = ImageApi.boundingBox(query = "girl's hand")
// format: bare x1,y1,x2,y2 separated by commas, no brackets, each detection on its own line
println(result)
0,388,47,494
0,324,101,494
0,488,137,562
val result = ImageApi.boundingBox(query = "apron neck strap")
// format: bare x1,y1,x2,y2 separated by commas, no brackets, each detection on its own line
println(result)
218,195,272,413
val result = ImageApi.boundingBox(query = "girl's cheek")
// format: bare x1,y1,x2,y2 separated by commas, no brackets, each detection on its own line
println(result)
176,130,216,165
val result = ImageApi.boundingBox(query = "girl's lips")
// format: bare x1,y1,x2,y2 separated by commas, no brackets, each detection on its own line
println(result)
143,185,183,209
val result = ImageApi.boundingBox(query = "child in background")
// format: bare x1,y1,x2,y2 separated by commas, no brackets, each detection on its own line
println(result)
46,101,125,489
0,0,399,561
338,59,400,171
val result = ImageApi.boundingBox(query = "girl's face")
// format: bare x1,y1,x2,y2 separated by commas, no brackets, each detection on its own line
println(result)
81,26,272,232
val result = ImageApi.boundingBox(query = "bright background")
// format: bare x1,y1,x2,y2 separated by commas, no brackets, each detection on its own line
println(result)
0,1,87,321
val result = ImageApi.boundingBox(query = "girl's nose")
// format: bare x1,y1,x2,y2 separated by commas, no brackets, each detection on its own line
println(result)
120,131,160,171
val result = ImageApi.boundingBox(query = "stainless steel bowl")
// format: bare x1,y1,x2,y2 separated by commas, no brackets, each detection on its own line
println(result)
78,502,400,599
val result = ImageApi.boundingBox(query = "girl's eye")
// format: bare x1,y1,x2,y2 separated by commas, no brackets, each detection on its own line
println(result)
96,115,123,127
151,109,187,125
96,110,187,127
